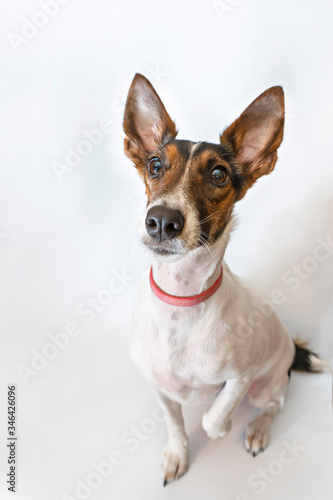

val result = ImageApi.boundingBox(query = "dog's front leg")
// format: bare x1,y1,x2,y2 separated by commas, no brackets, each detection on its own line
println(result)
154,390,189,485
202,376,253,440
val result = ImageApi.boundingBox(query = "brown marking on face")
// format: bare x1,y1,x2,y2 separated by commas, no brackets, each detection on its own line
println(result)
141,139,242,245
123,75,285,253
143,142,190,204
184,146,240,242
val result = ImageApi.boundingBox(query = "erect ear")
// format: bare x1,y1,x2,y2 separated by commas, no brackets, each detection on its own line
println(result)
220,86,284,186
123,73,178,164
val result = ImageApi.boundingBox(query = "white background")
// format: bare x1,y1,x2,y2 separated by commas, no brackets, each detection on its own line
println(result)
0,1,333,499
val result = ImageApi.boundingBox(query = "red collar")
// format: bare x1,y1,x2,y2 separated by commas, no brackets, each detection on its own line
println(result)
149,266,223,307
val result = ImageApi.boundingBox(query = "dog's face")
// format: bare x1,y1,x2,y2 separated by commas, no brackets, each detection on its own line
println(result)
123,74,284,261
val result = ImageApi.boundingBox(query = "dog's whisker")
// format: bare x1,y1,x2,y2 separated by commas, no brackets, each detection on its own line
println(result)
199,208,229,225
200,231,215,244
197,235,214,260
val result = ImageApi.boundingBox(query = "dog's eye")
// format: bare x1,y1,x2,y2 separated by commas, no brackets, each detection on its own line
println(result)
211,167,228,184
149,158,163,176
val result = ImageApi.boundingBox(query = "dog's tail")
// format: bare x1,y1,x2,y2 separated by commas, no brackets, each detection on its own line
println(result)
291,339,331,374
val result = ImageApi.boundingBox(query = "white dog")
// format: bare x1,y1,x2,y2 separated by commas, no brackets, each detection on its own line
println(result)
123,74,330,485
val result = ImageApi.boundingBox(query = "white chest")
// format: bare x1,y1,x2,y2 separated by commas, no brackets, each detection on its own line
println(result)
130,283,233,404
129,258,294,406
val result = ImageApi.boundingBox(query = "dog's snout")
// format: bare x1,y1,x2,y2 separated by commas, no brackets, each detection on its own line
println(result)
145,206,185,242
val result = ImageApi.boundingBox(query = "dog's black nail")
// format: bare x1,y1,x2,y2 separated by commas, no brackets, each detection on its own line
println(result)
252,452,256,457
163,478,167,487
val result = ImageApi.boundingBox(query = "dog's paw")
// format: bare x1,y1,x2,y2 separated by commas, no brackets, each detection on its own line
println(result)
202,413,232,440
162,438,188,486
245,415,271,457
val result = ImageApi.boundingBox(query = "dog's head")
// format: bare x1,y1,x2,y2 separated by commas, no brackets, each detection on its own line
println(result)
123,74,284,261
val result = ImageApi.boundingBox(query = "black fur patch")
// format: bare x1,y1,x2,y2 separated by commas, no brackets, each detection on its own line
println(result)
173,139,194,158
290,345,315,372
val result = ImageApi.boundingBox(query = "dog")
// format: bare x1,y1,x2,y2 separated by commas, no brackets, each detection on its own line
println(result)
122,74,330,485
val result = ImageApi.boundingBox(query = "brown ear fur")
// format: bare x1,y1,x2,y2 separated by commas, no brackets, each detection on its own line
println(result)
220,86,285,195
123,73,177,168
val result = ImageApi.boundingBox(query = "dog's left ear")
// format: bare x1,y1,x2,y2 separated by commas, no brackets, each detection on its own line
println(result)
220,86,284,186
123,73,177,165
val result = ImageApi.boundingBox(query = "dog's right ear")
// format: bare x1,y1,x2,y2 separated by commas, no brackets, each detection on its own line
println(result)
123,74,177,167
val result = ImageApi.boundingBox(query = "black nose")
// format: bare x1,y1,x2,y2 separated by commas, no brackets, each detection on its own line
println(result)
145,205,185,242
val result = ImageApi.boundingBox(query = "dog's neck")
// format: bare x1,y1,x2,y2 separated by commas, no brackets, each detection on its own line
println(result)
151,219,234,297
